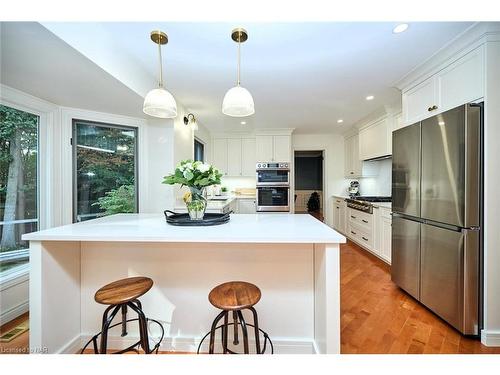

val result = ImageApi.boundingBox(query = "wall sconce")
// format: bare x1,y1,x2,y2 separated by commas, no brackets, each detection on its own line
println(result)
183,113,198,131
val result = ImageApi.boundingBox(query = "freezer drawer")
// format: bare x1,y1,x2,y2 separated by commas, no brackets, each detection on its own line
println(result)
391,216,420,300
420,223,479,335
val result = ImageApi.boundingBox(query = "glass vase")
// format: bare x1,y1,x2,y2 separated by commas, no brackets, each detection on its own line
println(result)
186,186,207,220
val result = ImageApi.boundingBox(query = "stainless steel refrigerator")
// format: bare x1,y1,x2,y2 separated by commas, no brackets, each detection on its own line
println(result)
391,103,482,335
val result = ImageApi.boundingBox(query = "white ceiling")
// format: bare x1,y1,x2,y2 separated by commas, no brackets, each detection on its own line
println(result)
0,22,145,117
4,22,475,134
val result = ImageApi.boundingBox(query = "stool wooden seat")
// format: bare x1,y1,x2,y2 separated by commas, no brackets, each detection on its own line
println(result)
206,281,268,354
83,276,160,354
95,277,153,305
208,281,261,311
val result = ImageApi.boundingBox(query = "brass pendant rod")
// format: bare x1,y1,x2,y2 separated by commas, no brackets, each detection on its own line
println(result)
237,39,241,86
158,40,163,88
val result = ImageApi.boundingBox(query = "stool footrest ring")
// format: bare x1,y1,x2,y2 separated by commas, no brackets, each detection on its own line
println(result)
197,322,273,354
80,318,164,354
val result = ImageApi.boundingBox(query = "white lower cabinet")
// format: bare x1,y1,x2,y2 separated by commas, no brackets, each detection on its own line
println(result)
333,197,346,234
237,198,256,214
346,205,392,264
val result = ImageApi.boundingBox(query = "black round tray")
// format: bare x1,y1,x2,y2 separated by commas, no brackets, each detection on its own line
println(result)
164,210,230,226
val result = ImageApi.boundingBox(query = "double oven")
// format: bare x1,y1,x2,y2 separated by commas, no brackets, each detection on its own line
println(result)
256,162,290,212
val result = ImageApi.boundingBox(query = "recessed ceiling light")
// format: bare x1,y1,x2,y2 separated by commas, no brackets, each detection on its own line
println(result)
337,119,344,123
393,23,409,34
240,121,246,125
366,95,374,101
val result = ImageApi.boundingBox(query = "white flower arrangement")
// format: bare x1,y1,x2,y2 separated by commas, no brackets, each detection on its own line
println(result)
162,160,222,188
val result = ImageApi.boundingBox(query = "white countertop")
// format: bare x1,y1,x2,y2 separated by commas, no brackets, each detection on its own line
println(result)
332,195,392,209
174,194,255,211
22,213,345,244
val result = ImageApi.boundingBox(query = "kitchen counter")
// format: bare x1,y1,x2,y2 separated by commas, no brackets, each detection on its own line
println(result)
23,213,344,243
23,213,344,354
332,195,392,209
174,194,256,213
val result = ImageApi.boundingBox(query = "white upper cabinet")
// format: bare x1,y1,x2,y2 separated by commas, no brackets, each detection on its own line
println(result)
273,135,291,162
344,134,363,177
403,77,439,125
438,45,484,111
227,138,242,176
213,138,228,175
256,135,274,161
256,134,291,162
213,137,256,177
402,45,485,126
359,117,390,160
241,138,256,176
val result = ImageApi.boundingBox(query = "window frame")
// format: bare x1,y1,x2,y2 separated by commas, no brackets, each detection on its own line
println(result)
194,137,205,162
71,119,139,223
0,99,48,281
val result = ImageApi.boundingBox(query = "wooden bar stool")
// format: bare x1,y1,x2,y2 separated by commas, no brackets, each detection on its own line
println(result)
206,281,271,354
81,276,163,354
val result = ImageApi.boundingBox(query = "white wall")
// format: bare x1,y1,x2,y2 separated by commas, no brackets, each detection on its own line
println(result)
292,134,345,227
353,159,392,197
141,118,175,213
220,176,255,193
483,40,500,346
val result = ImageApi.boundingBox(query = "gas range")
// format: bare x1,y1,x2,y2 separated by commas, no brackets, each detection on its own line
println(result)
345,196,391,214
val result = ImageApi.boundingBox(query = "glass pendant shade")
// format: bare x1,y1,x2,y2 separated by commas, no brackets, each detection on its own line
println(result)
143,87,177,118
222,85,255,117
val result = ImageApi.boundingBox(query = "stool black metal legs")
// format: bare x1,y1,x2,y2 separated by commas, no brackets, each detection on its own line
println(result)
232,311,239,345
81,299,164,354
100,304,121,354
208,310,226,354
207,308,262,354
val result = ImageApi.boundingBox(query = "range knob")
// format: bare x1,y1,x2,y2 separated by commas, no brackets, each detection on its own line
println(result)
257,163,261,168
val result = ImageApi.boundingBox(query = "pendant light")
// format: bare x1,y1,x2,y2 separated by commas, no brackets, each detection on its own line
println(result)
222,28,255,117
143,30,177,118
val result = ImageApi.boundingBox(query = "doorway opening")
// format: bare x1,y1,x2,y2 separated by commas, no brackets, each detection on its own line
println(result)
294,150,324,221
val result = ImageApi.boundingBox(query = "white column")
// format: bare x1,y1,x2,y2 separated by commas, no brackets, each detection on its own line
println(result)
313,243,340,354
29,241,81,353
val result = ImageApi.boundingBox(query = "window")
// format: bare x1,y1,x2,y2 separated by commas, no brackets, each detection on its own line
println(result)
73,120,138,222
0,105,38,275
194,138,205,162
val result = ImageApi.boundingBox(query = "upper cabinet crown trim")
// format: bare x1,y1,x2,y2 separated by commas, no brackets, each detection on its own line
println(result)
395,23,500,91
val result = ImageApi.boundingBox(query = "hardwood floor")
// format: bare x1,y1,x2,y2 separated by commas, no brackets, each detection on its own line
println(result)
3,241,499,355
0,312,29,354
340,240,500,354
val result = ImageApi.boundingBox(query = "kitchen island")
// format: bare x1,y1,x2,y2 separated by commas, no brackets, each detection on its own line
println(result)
22,213,345,354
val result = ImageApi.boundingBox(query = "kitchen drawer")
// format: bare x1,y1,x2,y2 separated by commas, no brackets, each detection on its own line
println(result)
347,208,373,231
347,222,373,250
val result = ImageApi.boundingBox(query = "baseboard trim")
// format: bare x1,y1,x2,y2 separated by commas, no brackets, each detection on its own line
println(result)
0,300,28,326
78,334,316,354
481,330,500,347
57,334,84,354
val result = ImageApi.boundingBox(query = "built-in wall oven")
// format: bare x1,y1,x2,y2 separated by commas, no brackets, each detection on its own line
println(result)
256,162,290,212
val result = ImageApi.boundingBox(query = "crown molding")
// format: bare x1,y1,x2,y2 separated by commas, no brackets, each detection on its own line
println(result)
394,22,500,91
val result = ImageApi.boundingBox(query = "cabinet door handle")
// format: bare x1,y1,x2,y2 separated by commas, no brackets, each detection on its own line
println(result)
362,219,368,223
351,215,356,219
351,230,357,235
350,171,354,175
362,236,368,241
336,207,339,209
428,105,438,112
